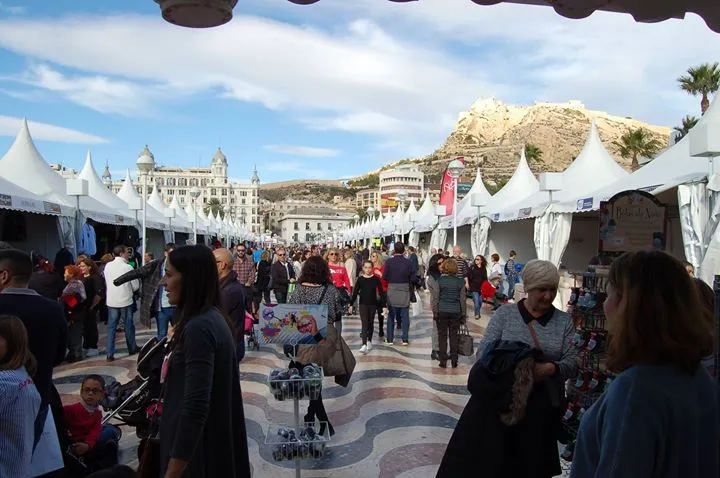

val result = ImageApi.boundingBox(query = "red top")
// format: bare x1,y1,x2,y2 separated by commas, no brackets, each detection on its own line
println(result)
481,280,497,300
372,265,388,292
328,263,351,293
63,402,102,448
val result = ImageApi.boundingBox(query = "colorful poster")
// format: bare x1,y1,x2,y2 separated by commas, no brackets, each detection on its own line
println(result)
439,157,464,216
599,190,666,256
258,303,329,344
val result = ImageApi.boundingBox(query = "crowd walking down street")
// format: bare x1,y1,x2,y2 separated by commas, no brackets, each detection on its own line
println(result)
0,240,717,478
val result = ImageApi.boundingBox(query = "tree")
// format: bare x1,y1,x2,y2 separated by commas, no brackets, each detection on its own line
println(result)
612,128,663,172
673,115,699,142
524,143,543,164
204,197,223,218
677,62,720,114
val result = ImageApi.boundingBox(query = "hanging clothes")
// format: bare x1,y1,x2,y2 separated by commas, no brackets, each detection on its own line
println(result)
79,222,97,256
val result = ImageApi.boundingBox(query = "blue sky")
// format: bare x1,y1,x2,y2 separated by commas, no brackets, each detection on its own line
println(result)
0,0,718,184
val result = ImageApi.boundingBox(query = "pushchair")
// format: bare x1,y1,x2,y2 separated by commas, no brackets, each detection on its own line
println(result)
101,336,166,442
245,311,261,352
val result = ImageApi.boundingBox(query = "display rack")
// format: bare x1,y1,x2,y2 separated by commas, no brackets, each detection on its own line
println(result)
560,270,614,462
266,360,330,478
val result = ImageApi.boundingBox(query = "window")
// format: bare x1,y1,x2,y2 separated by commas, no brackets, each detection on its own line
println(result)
294,222,299,231
241,199,246,205
306,233,311,242
190,178,198,187
293,233,298,241
210,188,216,196
167,189,175,196
317,223,322,231
305,222,310,231
179,189,186,195
328,223,332,230
221,189,227,196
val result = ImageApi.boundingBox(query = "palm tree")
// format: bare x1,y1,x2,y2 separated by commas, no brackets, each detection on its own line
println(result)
613,128,663,172
673,115,699,141
524,143,543,164
204,197,223,218
677,62,720,114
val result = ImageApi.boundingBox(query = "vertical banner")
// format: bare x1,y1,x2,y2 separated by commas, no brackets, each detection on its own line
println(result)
439,157,464,216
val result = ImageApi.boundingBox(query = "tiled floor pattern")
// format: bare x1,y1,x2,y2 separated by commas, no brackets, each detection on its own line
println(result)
53,296,571,477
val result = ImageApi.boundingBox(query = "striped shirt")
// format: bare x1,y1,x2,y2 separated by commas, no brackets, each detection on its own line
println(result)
453,256,470,279
0,367,41,478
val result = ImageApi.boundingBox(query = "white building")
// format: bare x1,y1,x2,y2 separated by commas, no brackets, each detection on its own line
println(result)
378,165,424,213
101,147,261,233
278,207,354,244
262,198,312,235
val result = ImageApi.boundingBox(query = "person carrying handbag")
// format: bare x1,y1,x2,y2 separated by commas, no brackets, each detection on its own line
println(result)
431,259,465,368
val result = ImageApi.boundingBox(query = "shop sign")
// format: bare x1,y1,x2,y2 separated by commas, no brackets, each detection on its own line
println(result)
0,194,11,207
517,208,532,219
576,197,593,211
599,190,666,256
43,202,62,214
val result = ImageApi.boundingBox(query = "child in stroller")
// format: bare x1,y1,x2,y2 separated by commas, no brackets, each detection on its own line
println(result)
481,278,509,311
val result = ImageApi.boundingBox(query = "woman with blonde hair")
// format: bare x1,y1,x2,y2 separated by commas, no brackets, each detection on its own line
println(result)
571,251,718,478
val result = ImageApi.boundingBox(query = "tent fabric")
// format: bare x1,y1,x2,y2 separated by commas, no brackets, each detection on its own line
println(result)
553,94,720,215
438,168,493,229
493,121,629,221
408,230,420,248
412,193,438,233
482,149,540,221
0,176,63,216
77,152,138,224
534,212,573,267
470,216,492,258
430,228,447,252
393,204,407,235
115,170,169,231
0,120,127,225
678,182,709,270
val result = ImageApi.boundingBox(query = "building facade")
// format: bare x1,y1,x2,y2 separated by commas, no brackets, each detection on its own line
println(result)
355,188,380,211
378,165,424,213
278,207,354,244
262,198,312,236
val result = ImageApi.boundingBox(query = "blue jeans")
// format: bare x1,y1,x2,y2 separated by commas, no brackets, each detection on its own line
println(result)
156,306,174,339
99,424,122,444
107,306,136,358
386,307,410,342
472,292,483,317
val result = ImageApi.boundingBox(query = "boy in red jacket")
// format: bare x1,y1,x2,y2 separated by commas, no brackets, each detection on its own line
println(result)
63,375,120,467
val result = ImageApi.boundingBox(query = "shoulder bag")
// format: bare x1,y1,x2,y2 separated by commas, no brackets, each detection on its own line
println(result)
457,323,474,357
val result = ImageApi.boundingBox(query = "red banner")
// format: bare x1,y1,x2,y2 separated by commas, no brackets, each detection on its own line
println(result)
439,157,464,216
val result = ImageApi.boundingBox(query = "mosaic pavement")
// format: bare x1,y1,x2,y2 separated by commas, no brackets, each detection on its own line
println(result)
52,295,571,477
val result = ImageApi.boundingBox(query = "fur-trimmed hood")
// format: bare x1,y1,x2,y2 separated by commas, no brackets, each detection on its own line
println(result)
469,339,543,426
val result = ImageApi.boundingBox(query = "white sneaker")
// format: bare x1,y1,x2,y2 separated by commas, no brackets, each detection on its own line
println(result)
359,344,368,354
86,348,99,357
366,341,372,352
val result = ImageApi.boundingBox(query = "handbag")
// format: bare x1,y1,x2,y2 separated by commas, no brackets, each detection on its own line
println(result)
457,323,474,356
288,282,296,295
333,336,357,388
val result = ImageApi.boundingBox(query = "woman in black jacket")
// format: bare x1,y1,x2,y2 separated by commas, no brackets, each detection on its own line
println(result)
468,255,488,320
158,245,251,478
253,250,272,311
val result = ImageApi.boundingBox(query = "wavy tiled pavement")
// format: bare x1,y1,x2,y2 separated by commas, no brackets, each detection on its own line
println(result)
53,294,571,477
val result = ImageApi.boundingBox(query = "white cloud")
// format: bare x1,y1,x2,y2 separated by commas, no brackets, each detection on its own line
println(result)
0,115,108,144
0,1,718,155
263,144,340,158
0,2,25,15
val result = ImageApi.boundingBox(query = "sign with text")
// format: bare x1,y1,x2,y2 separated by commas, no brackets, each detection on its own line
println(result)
258,303,329,345
599,190,666,256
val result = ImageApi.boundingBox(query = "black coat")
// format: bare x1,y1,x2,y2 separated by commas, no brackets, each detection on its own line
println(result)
159,309,251,478
270,260,295,294
437,340,561,478
219,270,246,362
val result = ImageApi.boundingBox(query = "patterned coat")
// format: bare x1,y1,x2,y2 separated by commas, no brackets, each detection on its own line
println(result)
114,258,164,327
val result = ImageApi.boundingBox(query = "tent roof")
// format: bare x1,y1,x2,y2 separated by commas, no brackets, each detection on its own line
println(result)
116,170,141,204
413,193,438,232
439,167,493,228
0,175,62,216
78,152,136,217
481,149,539,220
0,120,128,224
553,93,720,214
492,121,629,221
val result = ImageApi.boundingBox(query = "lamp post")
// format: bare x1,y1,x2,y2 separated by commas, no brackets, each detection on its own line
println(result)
366,206,375,248
447,159,465,248
66,178,88,257
223,205,232,248
136,147,156,266
397,190,408,245
189,186,201,245
435,205,447,252
352,214,360,247
164,208,176,244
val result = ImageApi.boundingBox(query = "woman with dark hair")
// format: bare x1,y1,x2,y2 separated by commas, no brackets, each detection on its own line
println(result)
425,253,445,360
290,255,344,437
77,257,103,358
468,255,488,320
253,250,272,311
158,245,250,478
571,251,718,478
62,265,87,363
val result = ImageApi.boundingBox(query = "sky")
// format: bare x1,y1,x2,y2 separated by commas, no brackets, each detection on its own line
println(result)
0,1,718,184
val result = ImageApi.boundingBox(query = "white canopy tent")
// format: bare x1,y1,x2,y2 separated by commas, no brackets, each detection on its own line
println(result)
77,152,139,225
438,168,493,229
412,193,438,233
167,195,193,234
0,175,63,217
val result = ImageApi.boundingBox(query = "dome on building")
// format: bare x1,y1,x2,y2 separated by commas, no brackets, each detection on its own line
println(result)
101,159,112,185
139,145,154,161
251,165,260,184
212,147,227,165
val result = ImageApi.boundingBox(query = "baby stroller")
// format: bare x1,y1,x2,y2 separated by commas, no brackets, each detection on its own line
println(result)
245,311,260,352
101,336,166,441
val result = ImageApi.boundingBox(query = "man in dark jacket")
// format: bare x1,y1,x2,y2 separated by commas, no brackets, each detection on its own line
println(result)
213,248,246,362
270,247,295,304
114,243,175,337
0,248,67,446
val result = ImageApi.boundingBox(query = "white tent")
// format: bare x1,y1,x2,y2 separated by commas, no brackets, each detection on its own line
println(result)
0,175,62,216
413,193,438,233
0,120,126,225
438,168,493,229
168,195,193,234
482,149,540,221
77,152,139,225
393,204,407,235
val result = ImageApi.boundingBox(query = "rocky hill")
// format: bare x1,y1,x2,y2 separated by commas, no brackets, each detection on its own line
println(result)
259,180,354,204
418,98,670,185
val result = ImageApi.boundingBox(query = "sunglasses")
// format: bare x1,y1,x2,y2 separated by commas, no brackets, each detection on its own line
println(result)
329,253,338,256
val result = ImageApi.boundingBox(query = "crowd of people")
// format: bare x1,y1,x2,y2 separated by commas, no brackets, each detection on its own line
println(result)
0,237,717,478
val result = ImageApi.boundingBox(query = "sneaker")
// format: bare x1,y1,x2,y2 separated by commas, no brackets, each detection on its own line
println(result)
366,341,372,352
359,344,368,354
86,348,99,357
402,341,409,346
384,338,394,345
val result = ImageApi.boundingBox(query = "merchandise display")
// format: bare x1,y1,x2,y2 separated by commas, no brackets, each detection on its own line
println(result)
561,270,614,462
267,423,330,462
268,364,323,401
